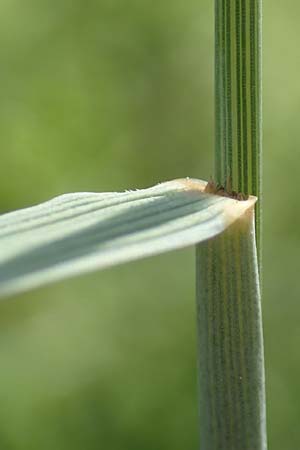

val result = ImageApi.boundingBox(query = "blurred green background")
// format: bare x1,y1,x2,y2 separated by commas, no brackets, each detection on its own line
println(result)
0,1,298,449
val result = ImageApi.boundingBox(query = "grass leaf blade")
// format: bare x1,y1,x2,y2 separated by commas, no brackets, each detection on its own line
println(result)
0,179,255,298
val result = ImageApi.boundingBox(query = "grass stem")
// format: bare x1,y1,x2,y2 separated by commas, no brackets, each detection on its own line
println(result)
195,1,266,448
196,208,267,449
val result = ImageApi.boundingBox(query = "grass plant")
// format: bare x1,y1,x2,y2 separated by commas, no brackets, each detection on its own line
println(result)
0,1,266,449
196,1,266,448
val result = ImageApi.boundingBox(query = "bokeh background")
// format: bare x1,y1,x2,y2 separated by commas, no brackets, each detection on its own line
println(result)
0,1,298,449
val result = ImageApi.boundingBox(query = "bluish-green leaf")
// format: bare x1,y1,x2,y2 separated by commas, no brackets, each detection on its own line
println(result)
0,178,255,298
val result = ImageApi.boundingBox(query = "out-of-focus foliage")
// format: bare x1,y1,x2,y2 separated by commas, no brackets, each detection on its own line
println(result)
0,1,298,449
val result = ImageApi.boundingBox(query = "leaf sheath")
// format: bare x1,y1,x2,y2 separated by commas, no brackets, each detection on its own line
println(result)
196,208,266,449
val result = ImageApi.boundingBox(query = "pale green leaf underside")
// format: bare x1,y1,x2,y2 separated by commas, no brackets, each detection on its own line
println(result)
0,178,255,298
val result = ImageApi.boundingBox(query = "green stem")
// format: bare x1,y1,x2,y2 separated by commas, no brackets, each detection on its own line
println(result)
215,0,262,261
196,209,267,449
195,1,266,448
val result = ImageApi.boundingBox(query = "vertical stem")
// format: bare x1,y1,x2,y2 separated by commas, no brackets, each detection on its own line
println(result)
215,0,262,263
196,210,267,449
195,1,266,448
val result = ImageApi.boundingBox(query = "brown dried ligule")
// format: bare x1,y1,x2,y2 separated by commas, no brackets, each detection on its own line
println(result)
204,179,249,201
